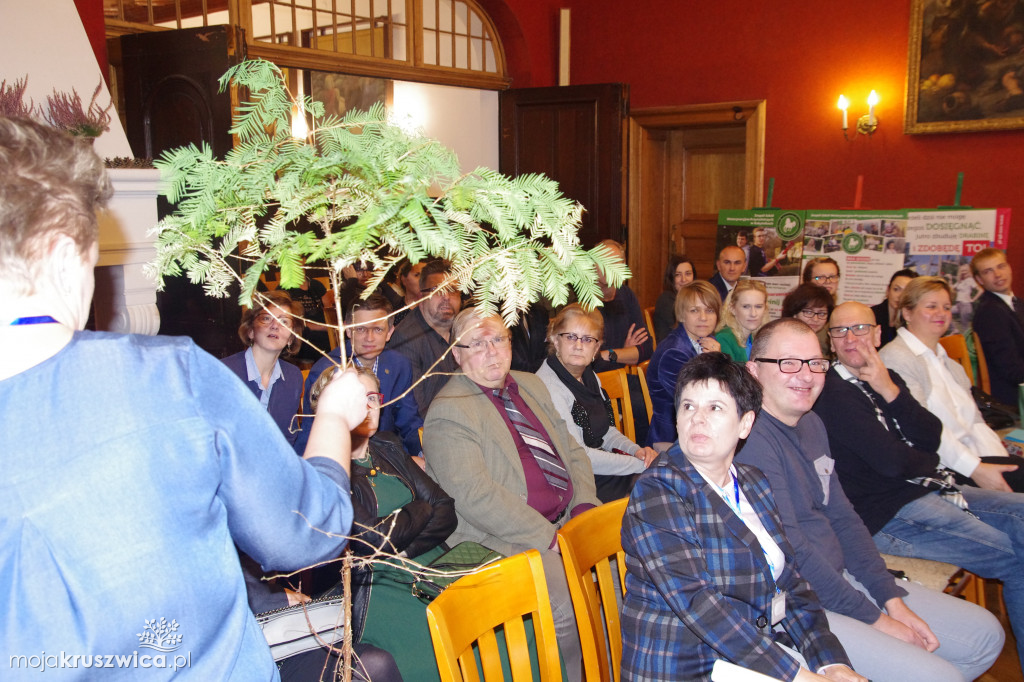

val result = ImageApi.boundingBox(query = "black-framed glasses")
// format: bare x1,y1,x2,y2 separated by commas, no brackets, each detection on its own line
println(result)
827,323,875,339
454,335,512,353
754,357,831,373
798,309,829,320
812,274,839,284
557,332,600,346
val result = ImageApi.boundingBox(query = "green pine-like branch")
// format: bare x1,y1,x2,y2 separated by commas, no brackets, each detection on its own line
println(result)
147,59,628,328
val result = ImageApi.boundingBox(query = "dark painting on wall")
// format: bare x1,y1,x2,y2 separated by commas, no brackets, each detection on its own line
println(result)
305,71,391,120
906,0,1024,133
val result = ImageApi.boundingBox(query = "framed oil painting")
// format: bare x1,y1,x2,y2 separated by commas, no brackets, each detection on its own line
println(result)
906,0,1024,134
304,71,392,120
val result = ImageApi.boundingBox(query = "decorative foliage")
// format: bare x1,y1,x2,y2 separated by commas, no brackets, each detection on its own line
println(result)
43,83,113,138
0,76,35,119
147,59,626,330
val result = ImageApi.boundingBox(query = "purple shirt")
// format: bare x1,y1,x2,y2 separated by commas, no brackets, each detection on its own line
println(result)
479,374,582,527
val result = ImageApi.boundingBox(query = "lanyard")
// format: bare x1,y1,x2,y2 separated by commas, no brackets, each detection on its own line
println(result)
10,315,59,326
713,470,779,588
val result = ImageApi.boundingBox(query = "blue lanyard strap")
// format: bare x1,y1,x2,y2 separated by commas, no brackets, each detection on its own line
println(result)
10,315,59,326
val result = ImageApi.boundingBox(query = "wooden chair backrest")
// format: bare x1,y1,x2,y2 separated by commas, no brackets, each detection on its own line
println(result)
939,334,974,384
557,499,629,682
426,550,563,682
634,360,654,427
596,368,635,441
643,306,656,350
971,331,992,394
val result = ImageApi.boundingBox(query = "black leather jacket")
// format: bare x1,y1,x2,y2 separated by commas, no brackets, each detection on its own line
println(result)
349,431,456,560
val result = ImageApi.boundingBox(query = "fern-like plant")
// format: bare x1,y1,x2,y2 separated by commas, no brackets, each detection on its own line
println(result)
148,59,626,358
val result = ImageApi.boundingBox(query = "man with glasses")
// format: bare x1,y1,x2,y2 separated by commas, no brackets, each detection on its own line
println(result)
388,258,463,414
814,301,1022,670
803,256,841,300
424,307,600,682
295,293,424,459
736,318,989,682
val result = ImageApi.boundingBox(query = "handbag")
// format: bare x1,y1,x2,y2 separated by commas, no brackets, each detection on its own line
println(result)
411,541,504,603
972,386,1017,430
255,594,347,662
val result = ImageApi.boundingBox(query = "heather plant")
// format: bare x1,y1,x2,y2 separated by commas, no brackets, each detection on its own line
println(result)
0,76,35,119
43,82,113,138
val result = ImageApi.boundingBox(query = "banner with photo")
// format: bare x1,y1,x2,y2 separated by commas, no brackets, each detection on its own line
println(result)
716,208,1011,328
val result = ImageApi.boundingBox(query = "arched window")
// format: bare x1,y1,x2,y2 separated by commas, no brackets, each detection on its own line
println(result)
104,0,509,89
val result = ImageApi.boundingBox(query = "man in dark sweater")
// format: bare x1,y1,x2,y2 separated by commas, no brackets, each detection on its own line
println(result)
738,318,1003,681
814,301,1024,668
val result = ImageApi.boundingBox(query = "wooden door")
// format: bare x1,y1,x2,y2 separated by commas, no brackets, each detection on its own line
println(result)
118,25,242,160
500,84,628,247
117,26,245,357
628,102,766,309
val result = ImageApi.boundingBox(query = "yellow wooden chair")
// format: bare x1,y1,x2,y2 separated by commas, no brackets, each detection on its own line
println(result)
939,334,974,383
426,549,563,682
642,306,657,350
596,368,635,441
971,330,992,394
557,498,629,682
634,360,654,429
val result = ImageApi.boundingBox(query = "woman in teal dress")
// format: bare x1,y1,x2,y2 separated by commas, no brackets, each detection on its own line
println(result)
310,367,456,682
714,279,768,362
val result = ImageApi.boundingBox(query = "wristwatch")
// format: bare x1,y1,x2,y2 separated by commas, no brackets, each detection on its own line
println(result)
607,349,618,364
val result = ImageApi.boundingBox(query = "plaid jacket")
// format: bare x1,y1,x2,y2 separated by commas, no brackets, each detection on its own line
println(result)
621,444,849,681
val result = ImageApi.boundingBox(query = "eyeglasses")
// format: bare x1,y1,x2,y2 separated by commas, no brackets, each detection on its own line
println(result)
827,323,875,339
366,392,383,407
352,325,387,336
754,357,831,373
798,309,829,320
455,335,512,353
557,332,600,346
255,312,294,329
812,274,839,284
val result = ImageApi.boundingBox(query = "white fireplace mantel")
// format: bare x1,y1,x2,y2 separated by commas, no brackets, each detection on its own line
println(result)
94,168,163,335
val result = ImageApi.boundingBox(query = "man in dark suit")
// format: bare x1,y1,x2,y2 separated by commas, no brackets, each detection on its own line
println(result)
709,245,747,302
971,248,1024,405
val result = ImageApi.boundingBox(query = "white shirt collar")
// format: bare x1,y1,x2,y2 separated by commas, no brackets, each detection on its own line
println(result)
896,326,950,364
993,290,1014,308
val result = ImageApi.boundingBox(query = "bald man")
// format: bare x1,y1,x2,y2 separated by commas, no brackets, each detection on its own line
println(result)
709,245,747,302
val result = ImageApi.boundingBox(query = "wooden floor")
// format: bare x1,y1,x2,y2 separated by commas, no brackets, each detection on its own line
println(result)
978,581,1021,682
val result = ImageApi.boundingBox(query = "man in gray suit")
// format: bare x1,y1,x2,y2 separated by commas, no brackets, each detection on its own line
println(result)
423,307,600,681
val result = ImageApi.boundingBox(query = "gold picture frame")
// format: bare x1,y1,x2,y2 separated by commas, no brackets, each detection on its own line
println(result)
905,0,1024,134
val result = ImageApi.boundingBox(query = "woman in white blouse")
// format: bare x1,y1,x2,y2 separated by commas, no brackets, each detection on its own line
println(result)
879,275,1021,492
536,303,659,502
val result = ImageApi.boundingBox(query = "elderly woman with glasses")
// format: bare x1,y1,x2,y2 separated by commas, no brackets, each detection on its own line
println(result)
222,289,306,443
536,304,659,502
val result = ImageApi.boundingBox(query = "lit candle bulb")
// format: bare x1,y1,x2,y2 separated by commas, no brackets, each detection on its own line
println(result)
837,95,849,130
867,90,879,123
290,103,308,140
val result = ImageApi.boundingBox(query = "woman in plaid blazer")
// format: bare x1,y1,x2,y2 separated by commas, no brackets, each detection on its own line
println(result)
621,353,861,682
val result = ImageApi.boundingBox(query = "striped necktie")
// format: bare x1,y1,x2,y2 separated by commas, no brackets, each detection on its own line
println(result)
495,388,569,491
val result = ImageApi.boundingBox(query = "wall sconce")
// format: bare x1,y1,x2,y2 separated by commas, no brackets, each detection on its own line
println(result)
837,90,879,139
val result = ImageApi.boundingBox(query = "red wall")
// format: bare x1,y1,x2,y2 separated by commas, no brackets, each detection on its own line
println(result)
74,0,108,81
497,0,1024,273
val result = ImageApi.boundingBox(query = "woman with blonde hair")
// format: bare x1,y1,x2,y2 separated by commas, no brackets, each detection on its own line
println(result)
536,303,659,501
880,276,1024,493
645,280,722,451
715,279,768,362
222,289,306,444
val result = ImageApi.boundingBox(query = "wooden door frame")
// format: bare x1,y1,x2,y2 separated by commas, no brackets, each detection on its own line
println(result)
627,100,766,309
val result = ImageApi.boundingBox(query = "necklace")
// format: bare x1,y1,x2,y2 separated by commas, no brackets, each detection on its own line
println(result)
9,315,60,326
